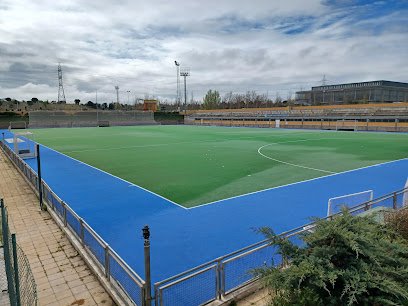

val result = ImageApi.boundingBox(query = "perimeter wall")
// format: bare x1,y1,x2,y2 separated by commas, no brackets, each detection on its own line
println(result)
28,110,157,128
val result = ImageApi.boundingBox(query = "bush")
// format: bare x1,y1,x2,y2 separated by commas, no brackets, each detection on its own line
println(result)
255,211,408,306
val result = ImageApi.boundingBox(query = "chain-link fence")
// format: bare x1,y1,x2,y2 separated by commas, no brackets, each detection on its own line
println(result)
1,199,38,306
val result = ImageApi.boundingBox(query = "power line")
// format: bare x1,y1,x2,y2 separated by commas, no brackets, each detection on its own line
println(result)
321,74,329,86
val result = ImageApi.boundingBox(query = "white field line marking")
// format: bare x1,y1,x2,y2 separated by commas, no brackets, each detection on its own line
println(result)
41,135,349,210
31,142,188,210
196,157,408,208
257,139,336,174
59,132,330,154
29,131,332,211
31,126,309,141
64,142,189,153
26,129,408,211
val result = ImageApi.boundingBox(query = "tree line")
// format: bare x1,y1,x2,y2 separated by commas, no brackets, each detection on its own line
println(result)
1,89,296,112
201,89,293,110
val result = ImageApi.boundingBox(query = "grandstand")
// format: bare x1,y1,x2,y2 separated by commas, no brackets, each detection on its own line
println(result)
28,110,157,128
185,103,408,132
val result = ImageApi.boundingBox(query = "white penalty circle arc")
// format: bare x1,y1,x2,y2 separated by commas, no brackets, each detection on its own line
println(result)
257,139,336,174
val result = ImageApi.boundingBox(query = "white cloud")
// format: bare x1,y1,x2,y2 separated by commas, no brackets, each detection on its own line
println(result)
0,0,407,102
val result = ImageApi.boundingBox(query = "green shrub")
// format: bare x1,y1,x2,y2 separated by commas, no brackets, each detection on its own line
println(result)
255,211,408,306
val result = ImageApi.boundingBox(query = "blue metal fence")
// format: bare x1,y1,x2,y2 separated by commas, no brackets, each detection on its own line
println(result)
0,140,146,306
154,187,407,306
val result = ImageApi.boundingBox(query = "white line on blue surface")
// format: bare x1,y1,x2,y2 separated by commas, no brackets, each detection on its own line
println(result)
195,157,408,209
35,142,188,210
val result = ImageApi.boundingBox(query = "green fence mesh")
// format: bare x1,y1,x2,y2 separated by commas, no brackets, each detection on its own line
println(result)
1,200,38,306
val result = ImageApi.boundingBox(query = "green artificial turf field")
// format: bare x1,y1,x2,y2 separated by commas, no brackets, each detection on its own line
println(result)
28,125,408,207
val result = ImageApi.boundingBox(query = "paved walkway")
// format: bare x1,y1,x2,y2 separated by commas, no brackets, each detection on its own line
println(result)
0,150,115,306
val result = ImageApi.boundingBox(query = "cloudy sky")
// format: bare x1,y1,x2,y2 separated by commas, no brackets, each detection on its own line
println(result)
0,0,407,103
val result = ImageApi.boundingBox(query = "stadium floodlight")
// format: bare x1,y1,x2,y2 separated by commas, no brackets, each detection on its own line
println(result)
127,90,131,104
115,86,120,105
96,89,99,124
175,61,181,106
180,67,190,113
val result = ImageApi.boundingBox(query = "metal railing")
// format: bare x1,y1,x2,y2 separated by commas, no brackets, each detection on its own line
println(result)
2,137,406,306
0,141,146,306
154,187,408,306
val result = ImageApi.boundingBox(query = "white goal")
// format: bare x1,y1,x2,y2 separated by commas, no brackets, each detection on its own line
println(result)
7,132,37,159
327,190,373,216
335,119,357,131
9,121,27,129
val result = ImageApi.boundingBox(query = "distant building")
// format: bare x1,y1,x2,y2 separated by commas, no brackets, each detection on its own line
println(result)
296,80,408,105
143,99,158,112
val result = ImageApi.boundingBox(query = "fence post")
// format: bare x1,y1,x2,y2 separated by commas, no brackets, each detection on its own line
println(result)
50,190,56,211
36,144,44,211
153,286,159,306
104,244,110,280
216,261,220,300
79,218,85,243
143,225,152,306
216,260,225,300
393,192,397,210
41,184,46,202
12,234,21,306
364,202,369,211
62,202,67,226
1,200,17,306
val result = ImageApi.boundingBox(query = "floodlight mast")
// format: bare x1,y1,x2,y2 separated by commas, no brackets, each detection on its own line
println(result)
96,89,99,124
127,90,131,104
174,61,181,106
180,67,190,114
115,85,120,108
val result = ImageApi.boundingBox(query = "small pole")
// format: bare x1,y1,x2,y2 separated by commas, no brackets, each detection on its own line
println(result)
12,234,22,306
104,244,110,280
36,144,44,210
2,201,17,306
96,90,99,126
216,260,224,300
62,202,67,226
143,225,152,306
80,218,85,243
1,132,4,143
